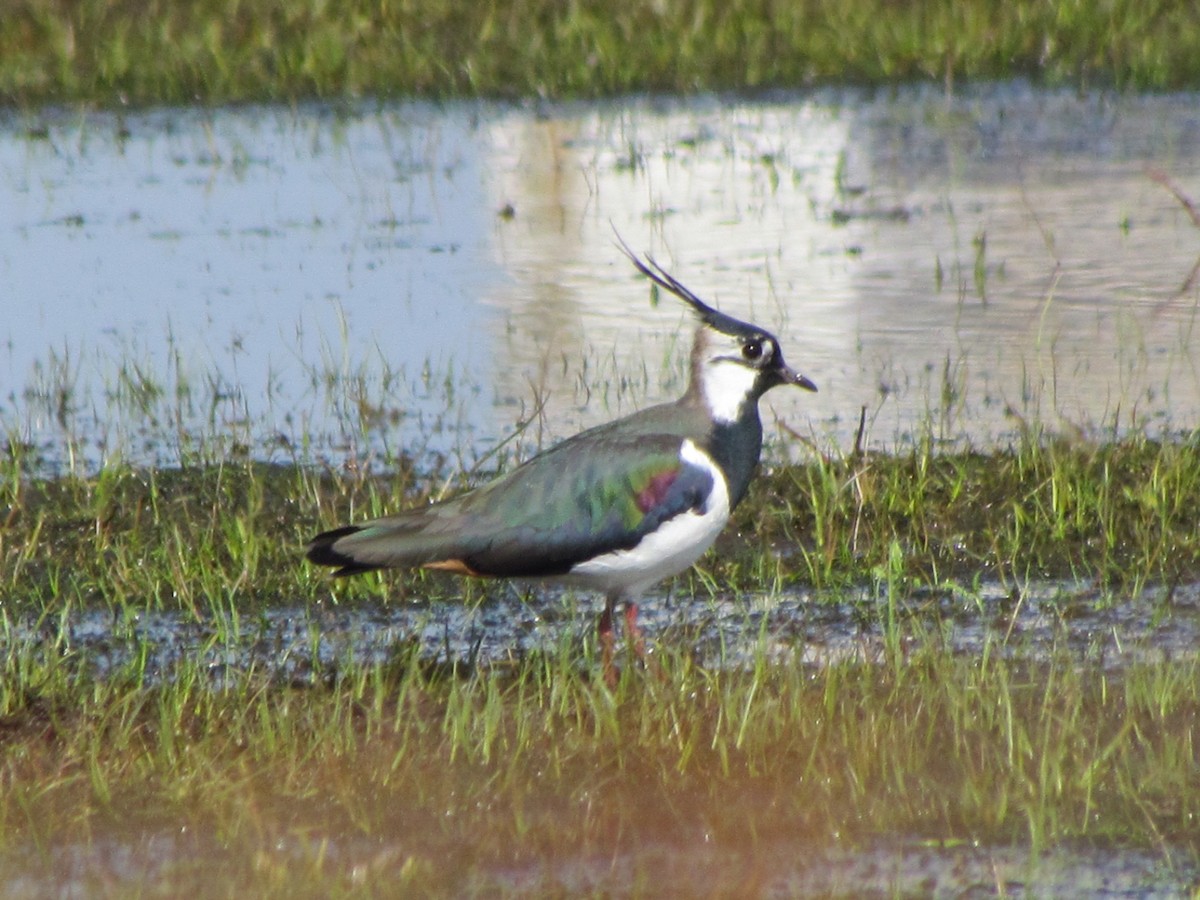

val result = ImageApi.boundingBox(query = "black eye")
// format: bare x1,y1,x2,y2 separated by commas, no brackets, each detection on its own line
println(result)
742,339,763,361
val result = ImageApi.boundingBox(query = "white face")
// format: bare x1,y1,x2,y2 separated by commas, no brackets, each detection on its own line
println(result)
698,331,778,423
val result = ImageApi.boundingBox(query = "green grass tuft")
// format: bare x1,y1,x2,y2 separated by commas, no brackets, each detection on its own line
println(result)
5,0,1200,108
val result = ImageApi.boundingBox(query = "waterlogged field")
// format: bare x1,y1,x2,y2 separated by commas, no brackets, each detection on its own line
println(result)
6,87,1200,468
3,87,1200,895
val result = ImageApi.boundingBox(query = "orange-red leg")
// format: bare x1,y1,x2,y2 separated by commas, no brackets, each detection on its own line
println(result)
598,597,618,687
623,601,645,660
598,596,658,686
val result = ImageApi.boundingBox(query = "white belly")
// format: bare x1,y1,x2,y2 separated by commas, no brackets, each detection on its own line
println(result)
567,440,731,598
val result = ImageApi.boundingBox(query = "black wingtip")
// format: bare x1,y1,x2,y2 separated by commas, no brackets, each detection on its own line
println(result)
306,525,382,577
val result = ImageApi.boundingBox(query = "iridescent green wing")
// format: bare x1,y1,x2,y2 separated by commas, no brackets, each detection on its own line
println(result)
437,432,713,577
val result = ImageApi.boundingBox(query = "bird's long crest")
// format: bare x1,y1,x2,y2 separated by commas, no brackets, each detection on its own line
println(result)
614,234,721,317
614,233,757,338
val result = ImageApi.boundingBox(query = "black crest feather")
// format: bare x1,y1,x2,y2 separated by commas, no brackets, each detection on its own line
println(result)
614,233,762,340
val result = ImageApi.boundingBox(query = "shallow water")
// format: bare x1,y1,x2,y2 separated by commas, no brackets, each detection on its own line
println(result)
4,84,1200,474
5,831,1196,898
10,579,1200,685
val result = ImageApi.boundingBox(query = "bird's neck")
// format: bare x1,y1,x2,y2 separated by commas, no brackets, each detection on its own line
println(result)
690,397,764,511
679,328,765,508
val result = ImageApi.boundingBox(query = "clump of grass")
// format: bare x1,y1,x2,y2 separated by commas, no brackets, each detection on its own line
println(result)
4,0,1200,108
731,429,1200,594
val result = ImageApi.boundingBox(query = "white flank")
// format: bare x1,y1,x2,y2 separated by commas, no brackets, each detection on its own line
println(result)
568,440,731,596
701,358,759,424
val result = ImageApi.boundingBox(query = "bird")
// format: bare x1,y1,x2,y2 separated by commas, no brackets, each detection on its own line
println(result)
306,243,817,680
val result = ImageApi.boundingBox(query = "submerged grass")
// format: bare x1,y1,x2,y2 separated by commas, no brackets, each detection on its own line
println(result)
0,643,1197,892
5,0,1200,108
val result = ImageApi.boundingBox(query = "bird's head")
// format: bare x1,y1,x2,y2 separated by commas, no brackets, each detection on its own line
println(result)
619,242,817,424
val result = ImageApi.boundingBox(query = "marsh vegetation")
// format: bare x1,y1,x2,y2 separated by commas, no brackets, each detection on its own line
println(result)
3,345,1200,893
3,61,1200,897
5,0,1200,107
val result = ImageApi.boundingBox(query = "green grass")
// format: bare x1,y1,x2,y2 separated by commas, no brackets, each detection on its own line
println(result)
5,0,1200,108
5,428,1200,615
758,431,1200,592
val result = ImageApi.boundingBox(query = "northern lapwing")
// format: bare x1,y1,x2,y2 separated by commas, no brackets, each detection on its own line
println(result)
307,244,817,679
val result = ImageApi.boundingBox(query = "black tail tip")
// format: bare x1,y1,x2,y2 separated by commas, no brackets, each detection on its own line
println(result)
306,525,381,577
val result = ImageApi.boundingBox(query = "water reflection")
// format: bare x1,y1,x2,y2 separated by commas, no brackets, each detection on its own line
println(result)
2,87,1199,473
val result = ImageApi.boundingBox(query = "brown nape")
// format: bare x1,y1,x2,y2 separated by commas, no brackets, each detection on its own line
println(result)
682,326,709,403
